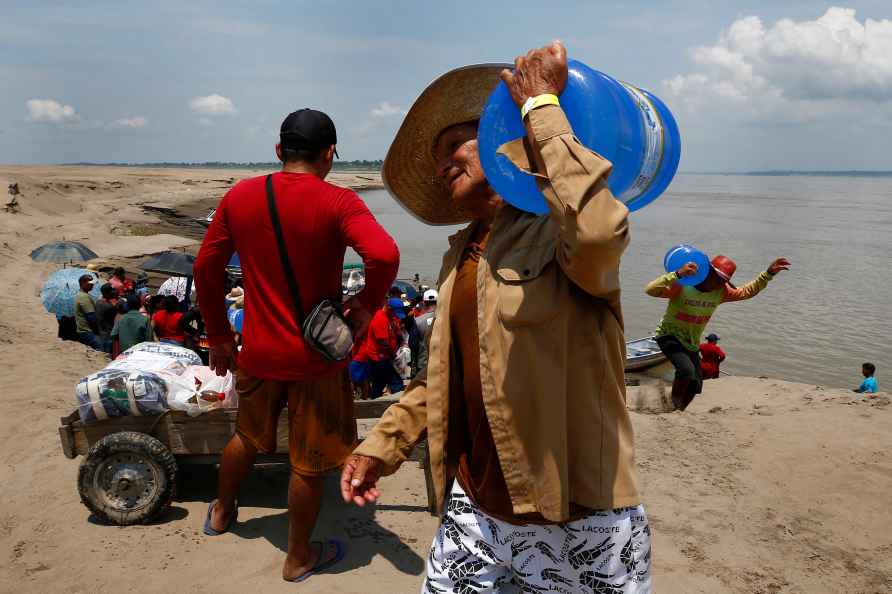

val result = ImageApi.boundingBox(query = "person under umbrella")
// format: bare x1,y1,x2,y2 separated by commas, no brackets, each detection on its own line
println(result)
152,295,186,346
95,283,119,352
109,267,135,295
74,274,103,351
40,268,102,341
111,294,153,356
142,251,197,308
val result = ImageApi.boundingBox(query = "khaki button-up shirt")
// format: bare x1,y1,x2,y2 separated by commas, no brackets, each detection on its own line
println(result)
354,105,640,521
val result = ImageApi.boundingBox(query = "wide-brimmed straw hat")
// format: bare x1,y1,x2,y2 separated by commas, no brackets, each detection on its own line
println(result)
383,63,510,226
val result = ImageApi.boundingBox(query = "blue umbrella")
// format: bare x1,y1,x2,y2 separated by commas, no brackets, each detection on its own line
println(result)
41,268,102,317
30,241,98,263
391,280,419,301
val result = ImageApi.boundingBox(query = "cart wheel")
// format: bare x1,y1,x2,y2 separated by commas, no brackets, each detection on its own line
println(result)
77,431,177,525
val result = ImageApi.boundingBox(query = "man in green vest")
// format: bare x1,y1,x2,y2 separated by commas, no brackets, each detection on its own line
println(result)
646,255,790,410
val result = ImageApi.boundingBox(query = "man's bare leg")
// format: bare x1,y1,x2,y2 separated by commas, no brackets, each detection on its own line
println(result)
210,433,257,531
282,471,327,581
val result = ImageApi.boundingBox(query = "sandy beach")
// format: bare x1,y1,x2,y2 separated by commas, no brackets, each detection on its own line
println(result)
1,166,890,593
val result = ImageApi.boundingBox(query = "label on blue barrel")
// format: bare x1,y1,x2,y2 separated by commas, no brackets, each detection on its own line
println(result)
618,83,664,203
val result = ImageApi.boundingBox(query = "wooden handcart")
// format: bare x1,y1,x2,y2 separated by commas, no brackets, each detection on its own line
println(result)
58,397,435,525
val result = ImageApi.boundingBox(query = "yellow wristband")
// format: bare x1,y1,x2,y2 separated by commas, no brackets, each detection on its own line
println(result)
520,94,560,120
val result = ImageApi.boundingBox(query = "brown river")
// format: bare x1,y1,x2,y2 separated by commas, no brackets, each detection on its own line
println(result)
357,173,892,389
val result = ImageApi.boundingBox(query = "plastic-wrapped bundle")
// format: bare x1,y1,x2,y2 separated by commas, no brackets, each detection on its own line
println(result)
118,342,202,366
168,366,237,417
75,342,235,421
76,369,169,422
107,350,189,377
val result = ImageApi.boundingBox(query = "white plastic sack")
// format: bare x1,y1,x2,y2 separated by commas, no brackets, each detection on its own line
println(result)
118,342,202,366
394,345,412,380
167,366,236,417
107,350,188,377
75,341,229,421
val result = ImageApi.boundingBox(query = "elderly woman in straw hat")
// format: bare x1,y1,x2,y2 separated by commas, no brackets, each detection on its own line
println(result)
342,42,651,593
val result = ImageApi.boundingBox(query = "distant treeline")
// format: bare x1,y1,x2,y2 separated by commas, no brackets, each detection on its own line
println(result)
66,160,383,171
689,170,892,177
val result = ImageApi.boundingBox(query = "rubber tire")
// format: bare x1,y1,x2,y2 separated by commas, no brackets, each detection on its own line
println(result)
77,431,177,526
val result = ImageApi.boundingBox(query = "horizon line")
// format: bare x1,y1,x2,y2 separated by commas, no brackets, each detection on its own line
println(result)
5,162,892,177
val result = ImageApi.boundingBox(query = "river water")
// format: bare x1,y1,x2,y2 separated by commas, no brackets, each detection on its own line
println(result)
358,174,892,389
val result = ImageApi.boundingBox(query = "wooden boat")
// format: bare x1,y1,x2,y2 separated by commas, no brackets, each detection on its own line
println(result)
342,262,365,296
625,336,667,372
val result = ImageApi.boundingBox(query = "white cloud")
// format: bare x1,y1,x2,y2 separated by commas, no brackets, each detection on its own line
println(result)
189,94,236,116
25,98,78,123
359,101,408,136
663,7,892,120
114,116,147,128
370,101,407,118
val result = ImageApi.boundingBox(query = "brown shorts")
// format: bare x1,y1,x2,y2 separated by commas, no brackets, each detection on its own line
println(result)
234,368,357,476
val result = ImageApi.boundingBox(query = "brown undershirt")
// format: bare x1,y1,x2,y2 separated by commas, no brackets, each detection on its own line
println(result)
446,224,592,524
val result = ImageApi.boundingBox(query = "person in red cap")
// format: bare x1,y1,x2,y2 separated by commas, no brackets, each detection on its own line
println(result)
699,333,725,379
646,255,790,410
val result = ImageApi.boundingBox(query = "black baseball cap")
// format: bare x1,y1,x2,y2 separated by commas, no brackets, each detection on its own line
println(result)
280,108,339,158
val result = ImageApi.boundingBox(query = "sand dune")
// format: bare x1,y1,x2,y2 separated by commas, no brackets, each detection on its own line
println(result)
0,166,889,593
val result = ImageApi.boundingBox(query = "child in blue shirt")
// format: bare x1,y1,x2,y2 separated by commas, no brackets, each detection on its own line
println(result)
853,362,878,394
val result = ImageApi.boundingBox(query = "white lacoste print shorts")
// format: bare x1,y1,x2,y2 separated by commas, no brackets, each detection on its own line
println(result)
423,482,652,594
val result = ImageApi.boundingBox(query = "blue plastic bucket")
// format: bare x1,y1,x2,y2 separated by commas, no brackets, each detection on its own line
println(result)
664,244,709,286
478,59,681,214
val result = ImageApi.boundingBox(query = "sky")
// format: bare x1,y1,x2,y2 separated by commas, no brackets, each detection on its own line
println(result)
2,1,892,171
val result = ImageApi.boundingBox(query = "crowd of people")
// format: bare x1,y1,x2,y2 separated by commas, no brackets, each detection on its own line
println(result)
55,40,879,592
63,266,205,358
348,287,437,399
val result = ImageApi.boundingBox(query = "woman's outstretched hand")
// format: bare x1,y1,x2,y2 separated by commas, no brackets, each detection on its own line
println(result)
340,454,383,507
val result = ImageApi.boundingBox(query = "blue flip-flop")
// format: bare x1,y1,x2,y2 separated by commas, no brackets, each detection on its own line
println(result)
286,539,345,583
203,499,238,536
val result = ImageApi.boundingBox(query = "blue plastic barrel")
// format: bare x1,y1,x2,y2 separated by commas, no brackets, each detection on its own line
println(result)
478,59,681,214
664,244,709,286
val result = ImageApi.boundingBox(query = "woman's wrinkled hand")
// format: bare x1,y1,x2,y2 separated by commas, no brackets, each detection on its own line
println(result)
500,41,568,108
340,454,383,507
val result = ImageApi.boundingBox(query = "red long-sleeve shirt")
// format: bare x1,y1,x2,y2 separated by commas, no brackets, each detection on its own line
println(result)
699,342,726,379
194,171,399,381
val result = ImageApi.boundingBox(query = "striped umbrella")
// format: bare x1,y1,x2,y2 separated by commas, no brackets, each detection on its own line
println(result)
40,268,102,317
30,241,98,263
157,276,195,301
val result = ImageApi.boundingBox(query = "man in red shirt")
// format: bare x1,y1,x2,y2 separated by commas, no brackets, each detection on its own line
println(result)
699,333,726,380
354,297,406,398
193,108,399,582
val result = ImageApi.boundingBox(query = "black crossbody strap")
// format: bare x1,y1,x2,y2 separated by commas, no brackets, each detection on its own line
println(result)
265,174,305,327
